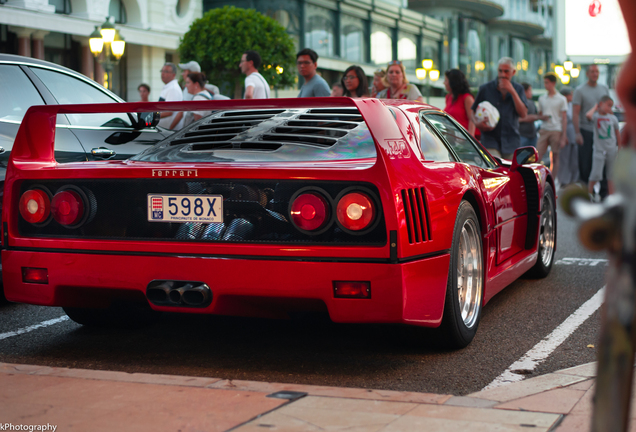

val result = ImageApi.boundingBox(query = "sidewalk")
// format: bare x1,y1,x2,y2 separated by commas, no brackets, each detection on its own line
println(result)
0,360,615,431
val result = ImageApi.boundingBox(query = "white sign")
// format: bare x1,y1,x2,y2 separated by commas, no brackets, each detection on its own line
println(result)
565,0,630,57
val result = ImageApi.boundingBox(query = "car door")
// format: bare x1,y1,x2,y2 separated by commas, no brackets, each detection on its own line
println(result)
423,113,528,265
26,66,169,161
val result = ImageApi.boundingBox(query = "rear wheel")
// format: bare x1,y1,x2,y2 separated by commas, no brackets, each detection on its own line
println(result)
63,301,156,328
526,184,556,278
441,201,484,349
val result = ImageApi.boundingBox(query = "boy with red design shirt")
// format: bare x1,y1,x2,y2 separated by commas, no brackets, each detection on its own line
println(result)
585,95,621,199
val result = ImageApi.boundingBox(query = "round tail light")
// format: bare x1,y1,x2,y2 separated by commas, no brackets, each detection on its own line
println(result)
51,190,84,226
337,192,375,232
19,189,51,224
290,193,329,232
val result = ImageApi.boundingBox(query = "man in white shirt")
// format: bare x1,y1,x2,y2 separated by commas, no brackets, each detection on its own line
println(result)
168,60,202,129
537,72,568,179
158,62,184,129
239,50,270,99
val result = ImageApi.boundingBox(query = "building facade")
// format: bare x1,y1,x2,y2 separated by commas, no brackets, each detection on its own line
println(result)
204,0,447,92
0,0,202,101
411,0,555,90
1,0,560,100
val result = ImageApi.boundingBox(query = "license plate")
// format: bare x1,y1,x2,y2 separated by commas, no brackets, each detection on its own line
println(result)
147,194,223,223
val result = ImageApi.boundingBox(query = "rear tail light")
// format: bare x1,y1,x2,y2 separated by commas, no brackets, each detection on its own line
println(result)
333,281,370,298
290,192,330,232
22,267,48,284
51,189,84,226
19,189,51,224
336,192,375,232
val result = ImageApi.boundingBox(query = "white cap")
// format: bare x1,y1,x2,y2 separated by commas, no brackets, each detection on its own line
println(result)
178,61,201,73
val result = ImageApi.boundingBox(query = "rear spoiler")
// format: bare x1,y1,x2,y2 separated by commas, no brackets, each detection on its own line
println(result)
11,97,414,167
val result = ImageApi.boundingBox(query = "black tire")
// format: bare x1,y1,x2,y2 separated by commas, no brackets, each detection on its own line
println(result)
526,184,556,278
441,201,484,349
63,301,156,328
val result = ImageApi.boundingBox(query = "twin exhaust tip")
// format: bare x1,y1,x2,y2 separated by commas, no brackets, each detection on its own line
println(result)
146,280,212,308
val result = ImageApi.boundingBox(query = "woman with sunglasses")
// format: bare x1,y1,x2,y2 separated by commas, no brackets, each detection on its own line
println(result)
376,61,424,102
443,69,477,137
341,65,370,98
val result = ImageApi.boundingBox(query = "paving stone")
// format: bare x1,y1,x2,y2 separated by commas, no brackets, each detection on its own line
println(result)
208,379,451,404
556,362,598,378
471,373,587,402
404,404,560,428
444,396,498,408
0,373,283,432
495,388,586,414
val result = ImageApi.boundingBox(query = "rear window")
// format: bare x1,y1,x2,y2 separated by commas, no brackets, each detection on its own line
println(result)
132,107,377,163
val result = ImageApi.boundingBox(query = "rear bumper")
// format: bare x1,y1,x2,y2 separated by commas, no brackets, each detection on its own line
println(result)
2,250,450,327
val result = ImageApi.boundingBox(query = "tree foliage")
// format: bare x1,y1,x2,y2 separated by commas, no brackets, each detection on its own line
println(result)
179,6,297,98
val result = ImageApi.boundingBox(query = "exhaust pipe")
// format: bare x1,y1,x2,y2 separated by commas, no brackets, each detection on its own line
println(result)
146,280,212,308
181,284,211,306
146,281,173,303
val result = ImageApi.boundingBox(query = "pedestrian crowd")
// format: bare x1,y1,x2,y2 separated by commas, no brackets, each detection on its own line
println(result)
142,47,623,201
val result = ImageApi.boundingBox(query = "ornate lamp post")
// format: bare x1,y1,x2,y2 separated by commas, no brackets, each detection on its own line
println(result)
89,17,126,90
553,60,580,87
417,59,439,104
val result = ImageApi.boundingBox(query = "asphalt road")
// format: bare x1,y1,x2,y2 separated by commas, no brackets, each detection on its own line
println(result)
0,202,607,396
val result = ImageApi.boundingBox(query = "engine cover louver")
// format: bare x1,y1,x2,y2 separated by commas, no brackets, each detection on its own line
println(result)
168,108,365,152
401,188,431,244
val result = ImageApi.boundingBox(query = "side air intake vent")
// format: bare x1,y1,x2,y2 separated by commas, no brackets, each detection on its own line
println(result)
401,188,431,244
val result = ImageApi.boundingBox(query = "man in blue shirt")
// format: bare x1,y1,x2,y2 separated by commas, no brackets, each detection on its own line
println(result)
472,57,529,160
297,48,331,98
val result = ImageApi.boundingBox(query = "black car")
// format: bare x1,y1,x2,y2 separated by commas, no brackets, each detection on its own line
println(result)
0,54,170,298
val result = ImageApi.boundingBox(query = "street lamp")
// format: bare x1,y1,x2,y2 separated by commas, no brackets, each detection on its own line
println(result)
419,59,439,104
89,17,126,90
553,60,580,86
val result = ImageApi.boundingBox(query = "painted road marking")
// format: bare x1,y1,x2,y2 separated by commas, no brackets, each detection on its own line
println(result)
0,316,69,341
483,286,605,390
555,257,608,266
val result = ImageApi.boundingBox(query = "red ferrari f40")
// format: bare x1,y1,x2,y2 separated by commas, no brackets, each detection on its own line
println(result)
2,98,555,348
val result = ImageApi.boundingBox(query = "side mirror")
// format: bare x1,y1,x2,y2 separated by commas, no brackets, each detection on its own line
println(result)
511,146,539,171
131,112,160,130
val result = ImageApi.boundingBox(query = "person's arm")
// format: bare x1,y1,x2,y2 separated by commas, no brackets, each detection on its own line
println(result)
169,111,184,130
463,94,476,135
585,104,598,120
616,1,636,144
560,110,568,147
520,113,550,122
572,104,583,145
499,79,528,118
244,85,255,99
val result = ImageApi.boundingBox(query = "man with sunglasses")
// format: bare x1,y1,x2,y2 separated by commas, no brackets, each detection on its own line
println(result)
296,48,331,97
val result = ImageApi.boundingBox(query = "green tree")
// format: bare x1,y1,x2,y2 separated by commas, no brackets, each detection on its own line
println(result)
179,6,297,99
